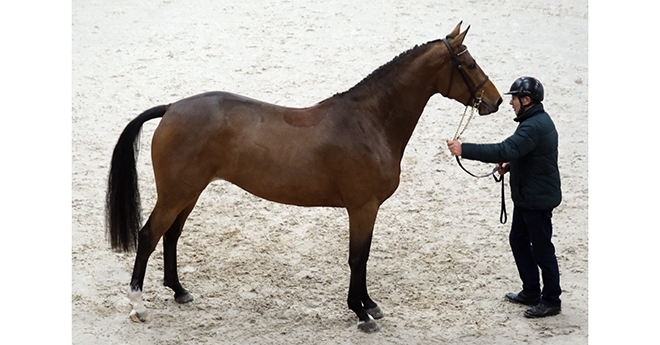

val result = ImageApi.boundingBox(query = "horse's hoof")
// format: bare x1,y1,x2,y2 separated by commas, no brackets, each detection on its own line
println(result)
357,319,380,333
175,291,194,304
129,310,151,323
366,306,384,320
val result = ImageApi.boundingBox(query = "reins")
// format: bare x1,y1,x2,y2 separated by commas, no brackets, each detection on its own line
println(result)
443,37,508,224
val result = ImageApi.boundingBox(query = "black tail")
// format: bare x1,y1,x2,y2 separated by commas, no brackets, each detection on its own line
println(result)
106,105,169,252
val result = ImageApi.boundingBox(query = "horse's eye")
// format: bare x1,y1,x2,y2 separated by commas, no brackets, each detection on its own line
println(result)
468,63,477,70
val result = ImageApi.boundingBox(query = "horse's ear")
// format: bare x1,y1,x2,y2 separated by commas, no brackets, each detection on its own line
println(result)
454,25,470,45
447,21,463,39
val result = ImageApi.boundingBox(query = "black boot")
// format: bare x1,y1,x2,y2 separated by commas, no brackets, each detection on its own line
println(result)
524,302,561,318
505,291,540,306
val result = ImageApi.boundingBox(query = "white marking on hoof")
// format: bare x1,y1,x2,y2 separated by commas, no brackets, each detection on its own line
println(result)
127,288,150,323
129,309,151,323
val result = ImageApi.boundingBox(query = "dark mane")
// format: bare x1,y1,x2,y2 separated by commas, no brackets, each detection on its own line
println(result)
333,39,444,99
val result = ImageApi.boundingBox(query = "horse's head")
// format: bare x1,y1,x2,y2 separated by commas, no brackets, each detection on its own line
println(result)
437,22,502,115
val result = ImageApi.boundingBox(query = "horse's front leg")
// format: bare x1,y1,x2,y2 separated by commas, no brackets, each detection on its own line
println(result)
346,202,384,333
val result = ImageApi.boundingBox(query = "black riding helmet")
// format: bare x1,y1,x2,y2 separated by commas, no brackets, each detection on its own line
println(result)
504,77,544,103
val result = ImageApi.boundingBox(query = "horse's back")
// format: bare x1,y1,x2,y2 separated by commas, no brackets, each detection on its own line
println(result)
150,91,352,206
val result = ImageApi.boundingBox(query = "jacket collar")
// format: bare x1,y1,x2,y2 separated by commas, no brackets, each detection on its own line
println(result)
514,103,544,123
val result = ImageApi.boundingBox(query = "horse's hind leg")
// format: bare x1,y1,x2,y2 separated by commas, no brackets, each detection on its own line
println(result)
127,200,193,323
127,218,160,323
163,198,199,304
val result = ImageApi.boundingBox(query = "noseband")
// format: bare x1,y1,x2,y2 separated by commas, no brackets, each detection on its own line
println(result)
441,38,490,106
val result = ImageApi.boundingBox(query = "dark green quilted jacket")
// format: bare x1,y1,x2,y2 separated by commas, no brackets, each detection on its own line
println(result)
461,103,562,210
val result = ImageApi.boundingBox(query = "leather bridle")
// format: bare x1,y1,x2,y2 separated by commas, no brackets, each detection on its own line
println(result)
442,37,507,224
442,37,490,107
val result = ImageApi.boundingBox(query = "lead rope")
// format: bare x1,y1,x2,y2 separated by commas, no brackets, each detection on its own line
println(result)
494,173,507,224
453,91,508,224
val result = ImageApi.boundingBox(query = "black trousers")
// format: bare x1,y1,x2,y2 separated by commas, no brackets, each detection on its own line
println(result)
509,206,561,306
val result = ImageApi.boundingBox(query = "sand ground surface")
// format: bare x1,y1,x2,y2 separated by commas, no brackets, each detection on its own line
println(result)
72,0,588,343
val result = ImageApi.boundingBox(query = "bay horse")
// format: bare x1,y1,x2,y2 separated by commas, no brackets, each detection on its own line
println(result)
106,22,502,332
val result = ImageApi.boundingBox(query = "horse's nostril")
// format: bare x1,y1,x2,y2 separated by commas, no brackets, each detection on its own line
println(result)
497,97,503,107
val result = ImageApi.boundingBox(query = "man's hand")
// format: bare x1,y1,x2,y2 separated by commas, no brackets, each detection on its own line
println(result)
446,140,462,156
497,162,510,175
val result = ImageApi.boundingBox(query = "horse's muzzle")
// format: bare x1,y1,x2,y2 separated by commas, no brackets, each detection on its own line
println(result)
479,97,502,115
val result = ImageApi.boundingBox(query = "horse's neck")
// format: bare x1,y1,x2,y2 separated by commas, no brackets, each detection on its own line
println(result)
377,85,434,156
353,50,445,158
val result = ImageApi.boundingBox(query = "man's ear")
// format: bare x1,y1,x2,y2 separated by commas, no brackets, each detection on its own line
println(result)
521,96,533,106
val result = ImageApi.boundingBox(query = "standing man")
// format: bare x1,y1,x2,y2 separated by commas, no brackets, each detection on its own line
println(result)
446,77,562,318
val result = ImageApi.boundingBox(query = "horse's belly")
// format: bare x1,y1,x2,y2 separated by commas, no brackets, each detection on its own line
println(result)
222,166,345,208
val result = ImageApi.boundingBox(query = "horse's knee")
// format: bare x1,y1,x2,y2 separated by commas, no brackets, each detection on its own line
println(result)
348,254,369,271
